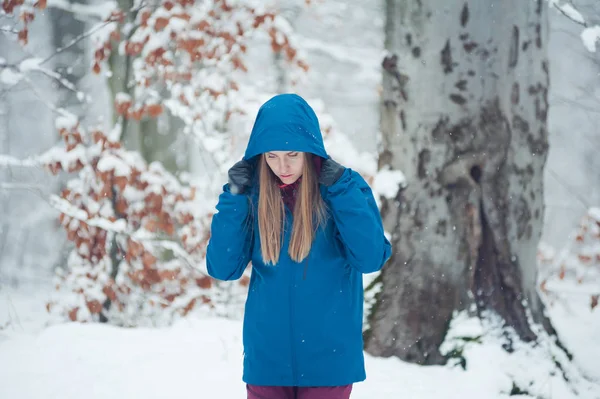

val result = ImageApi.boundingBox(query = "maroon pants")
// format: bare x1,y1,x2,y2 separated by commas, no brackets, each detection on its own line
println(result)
246,384,352,399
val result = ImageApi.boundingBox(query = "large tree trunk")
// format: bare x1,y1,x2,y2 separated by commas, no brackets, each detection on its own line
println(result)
106,0,180,174
365,0,553,364
139,115,184,173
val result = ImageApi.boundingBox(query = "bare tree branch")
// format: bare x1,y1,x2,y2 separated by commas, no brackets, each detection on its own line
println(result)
20,75,71,117
554,94,600,114
552,0,588,27
39,20,115,66
0,183,48,191
546,168,591,209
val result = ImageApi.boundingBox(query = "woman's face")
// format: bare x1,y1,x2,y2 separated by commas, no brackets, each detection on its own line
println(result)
265,151,305,184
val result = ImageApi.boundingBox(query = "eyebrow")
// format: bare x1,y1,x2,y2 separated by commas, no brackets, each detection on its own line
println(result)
267,151,297,155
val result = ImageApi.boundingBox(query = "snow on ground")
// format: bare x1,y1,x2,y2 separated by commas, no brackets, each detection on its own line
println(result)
543,277,600,384
1,280,599,399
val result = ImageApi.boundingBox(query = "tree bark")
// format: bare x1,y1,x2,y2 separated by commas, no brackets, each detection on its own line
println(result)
139,115,183,173
365,0,553,364
106,0,180,173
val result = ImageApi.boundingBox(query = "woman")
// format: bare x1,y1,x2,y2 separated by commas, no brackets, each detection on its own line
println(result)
206,93,392,399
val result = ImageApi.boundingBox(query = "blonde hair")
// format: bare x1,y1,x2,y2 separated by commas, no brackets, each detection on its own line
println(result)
257,153,326,265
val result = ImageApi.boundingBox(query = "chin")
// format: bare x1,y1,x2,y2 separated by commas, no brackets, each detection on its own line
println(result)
281,175,299,183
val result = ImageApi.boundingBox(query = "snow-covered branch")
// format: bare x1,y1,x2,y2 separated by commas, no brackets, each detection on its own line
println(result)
0,26,18,34
10,58,81,95
48,194,206,274
0,154,42,168
1,18,114,97
549,0,600,52
28,0,118,20
49,194,127,233
551,0,587,26
580,26,600,52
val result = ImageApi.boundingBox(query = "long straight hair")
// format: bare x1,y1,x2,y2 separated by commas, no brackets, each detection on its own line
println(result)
257,153,326,265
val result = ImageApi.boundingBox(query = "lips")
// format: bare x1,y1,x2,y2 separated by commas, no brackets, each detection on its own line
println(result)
280,174,292,179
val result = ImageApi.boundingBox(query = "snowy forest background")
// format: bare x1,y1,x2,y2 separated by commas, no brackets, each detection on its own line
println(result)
1,0,599,398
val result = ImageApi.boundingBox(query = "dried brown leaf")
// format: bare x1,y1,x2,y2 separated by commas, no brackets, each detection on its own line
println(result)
68,307,79,321
196,276,212,289
86,300,103,314
182,298,196,315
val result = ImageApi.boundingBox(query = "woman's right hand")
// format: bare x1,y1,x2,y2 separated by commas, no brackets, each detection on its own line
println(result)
228,159,255,194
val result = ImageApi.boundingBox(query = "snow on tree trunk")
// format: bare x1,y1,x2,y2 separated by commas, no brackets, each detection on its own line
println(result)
365,0,553,364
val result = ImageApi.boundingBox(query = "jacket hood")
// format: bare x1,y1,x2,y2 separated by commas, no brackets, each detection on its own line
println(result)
243,94,329,160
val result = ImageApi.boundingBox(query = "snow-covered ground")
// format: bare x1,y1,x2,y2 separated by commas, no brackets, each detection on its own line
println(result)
1,278,598,399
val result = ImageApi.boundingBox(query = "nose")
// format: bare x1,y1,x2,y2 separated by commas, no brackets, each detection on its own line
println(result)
279,158,290,173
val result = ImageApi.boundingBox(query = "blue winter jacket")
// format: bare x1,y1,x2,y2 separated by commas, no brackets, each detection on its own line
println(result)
206,93,392,387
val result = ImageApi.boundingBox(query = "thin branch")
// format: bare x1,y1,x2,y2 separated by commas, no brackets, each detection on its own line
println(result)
553,94,600,115
0,28,88,99
0,182,48,191
0,154,42,168
546,168,591,209
26,0,117,20
552,0,588,27
0,27,18,34
20,75,68,117
0,20,106,101
30,67,79,95
11,1,146,68
0,183,52,217
0,292,25,332
40,20,115,66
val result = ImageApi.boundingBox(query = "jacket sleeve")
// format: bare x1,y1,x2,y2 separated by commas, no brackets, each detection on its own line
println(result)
206,184,253,281
325,169,392,274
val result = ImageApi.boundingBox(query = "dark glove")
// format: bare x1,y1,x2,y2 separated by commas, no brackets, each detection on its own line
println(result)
319,157,345,187
228,159,255,194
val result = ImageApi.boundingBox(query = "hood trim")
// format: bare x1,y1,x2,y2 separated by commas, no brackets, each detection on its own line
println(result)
243,94,328,160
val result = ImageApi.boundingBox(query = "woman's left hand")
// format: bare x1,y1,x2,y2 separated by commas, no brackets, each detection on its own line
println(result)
319,158,346,187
